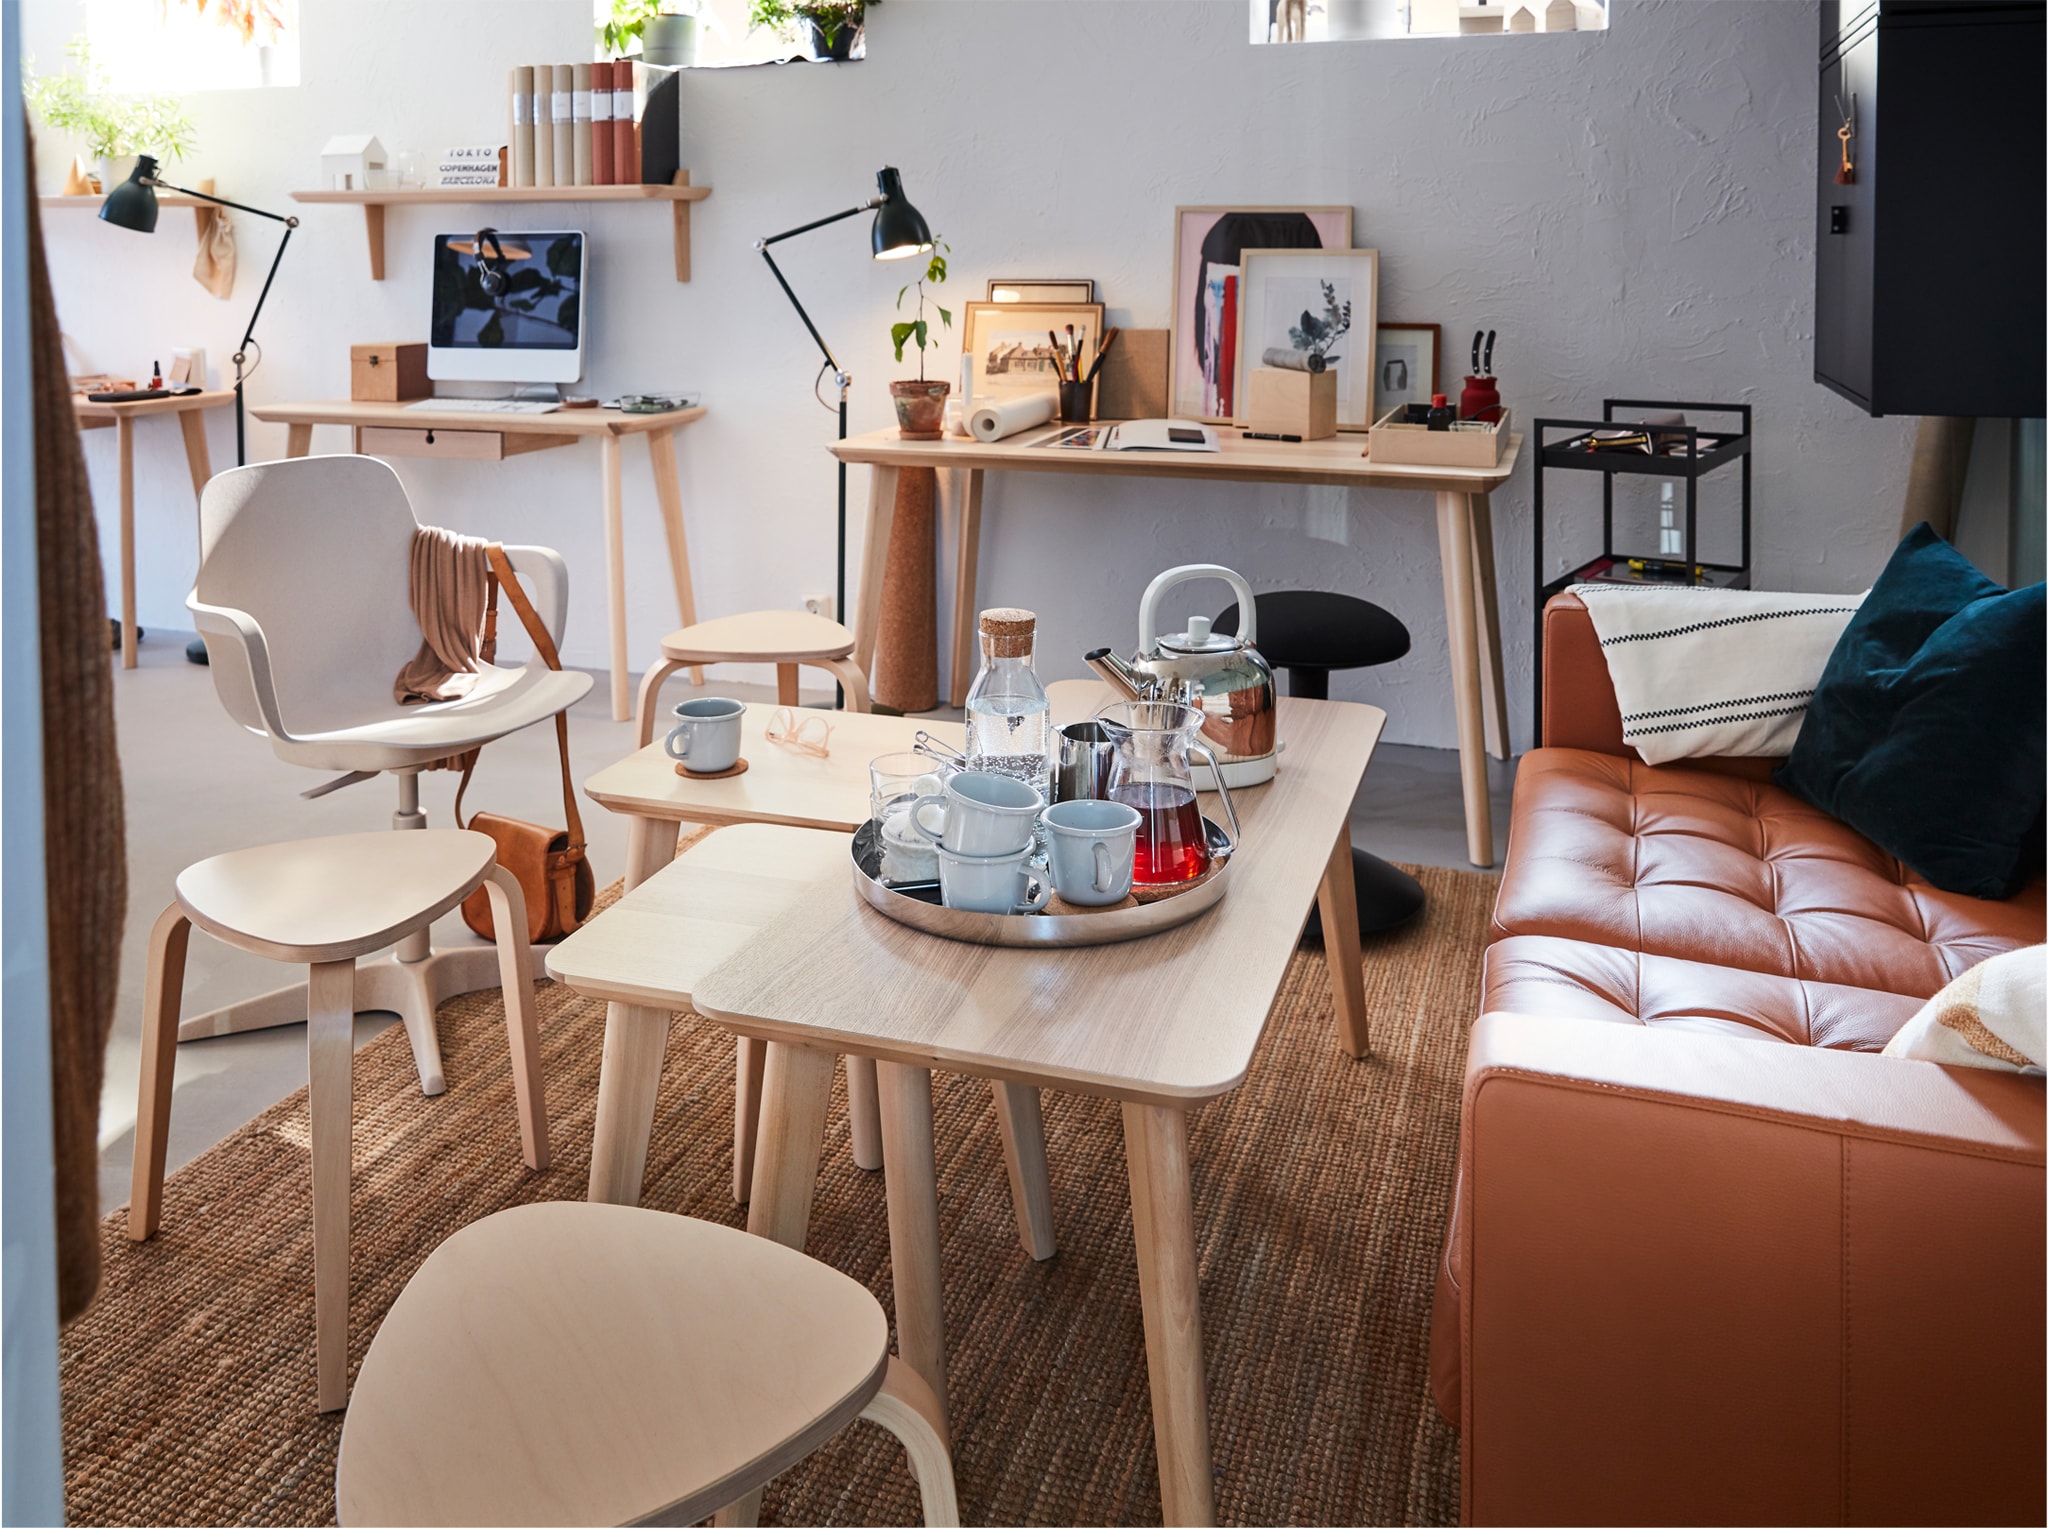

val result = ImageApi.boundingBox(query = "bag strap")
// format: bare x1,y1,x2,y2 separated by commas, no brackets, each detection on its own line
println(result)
452,548,585,861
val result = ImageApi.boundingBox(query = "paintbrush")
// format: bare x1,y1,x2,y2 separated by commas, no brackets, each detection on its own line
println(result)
1085,326,1122,383
1047,329,1066,379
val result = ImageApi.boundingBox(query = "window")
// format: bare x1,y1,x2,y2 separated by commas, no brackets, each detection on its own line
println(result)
1250,0,1607,44
87,0,299,91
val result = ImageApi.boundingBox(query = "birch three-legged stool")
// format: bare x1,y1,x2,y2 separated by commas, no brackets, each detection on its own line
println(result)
129,830,551,1413
634,610,872,746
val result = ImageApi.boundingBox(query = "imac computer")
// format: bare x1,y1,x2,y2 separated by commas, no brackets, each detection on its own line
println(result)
427,229,587,388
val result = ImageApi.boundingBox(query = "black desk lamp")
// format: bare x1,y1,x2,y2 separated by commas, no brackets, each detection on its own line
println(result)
758,166,933,629
100,154,299,471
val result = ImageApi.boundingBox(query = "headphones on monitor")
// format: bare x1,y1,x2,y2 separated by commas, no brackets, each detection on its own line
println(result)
473,227,509,295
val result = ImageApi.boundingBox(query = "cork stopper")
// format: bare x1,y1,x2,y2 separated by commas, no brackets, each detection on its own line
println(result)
979,606,1037,659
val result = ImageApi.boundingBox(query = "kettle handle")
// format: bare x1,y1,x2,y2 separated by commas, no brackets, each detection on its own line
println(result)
1137,564,1257,654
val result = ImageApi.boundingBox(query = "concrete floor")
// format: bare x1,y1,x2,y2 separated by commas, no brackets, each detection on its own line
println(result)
98,633,1514,1213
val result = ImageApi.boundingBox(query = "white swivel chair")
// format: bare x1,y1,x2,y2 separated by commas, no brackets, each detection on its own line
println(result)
183,455,594,1095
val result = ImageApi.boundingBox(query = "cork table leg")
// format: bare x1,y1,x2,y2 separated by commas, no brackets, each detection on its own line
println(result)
600,433,631,721
949,469,985,708
852,464,900,680
646,426,704,686
1435,490,1494,868
117,414,137,669
873,466,939,714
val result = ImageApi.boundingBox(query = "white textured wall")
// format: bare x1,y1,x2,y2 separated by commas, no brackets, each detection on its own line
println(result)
28,0,1916,748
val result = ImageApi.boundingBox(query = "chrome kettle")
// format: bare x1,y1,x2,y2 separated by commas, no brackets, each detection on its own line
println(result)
1085,564,1279,786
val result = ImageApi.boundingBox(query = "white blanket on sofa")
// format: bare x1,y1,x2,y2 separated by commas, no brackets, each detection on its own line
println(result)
1574,584,1866,765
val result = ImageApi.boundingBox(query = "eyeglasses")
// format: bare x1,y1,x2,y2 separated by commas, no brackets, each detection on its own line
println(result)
764,706,834,757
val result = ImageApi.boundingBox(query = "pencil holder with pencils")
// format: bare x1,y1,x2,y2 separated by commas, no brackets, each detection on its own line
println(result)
1058,377,1095,423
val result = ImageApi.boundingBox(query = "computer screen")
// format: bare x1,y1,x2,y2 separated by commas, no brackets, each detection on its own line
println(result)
427,230,586,384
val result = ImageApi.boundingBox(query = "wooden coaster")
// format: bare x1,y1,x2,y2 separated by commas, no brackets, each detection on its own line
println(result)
1130,862,1221,904
673,756,749,781
1044,892,1142,917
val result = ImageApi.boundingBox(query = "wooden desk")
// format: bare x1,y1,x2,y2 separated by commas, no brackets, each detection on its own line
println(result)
581,695,1383,1527
251,399,708,721
831,425,1519,866
73,389,235,669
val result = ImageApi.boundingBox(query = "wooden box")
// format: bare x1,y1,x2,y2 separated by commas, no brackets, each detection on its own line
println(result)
1239,367,1337,440
1366,406,1511,467
350,342,430,403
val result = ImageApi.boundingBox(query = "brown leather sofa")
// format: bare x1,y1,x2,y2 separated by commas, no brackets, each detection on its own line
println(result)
1432,590,2046,1526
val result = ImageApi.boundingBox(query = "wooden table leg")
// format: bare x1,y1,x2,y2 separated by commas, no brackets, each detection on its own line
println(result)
587,816,681,1207
1318,821,1370,1058
949,469,985,708
1122,1100,1214,1527
128,906,191,1241
646,427,704,686
877,1060,950,1435
176,407,213,498
1468,490,1510,761
285,422,313,459
732,1035,766,1204
852,463,900,679
991,1080,1056,1261
1435,490,1494,868
845,1055,883,1171
116,415,137,668
600,433,631,722
307,958,355,1413
745,1041,836,1250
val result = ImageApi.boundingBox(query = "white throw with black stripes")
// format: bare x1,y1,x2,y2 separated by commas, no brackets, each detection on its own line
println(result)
1574,584,1866,765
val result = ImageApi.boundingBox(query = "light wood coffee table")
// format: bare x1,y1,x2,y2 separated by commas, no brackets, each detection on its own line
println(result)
560,693,1385,1524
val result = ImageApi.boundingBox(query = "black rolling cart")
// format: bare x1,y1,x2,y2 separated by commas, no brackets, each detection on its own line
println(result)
1530,398,1753,744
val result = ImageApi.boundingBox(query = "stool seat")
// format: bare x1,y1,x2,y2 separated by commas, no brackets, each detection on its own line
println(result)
175,830,499,965
1214,589,1411,673
336,1202,955,1527
660,609,856,666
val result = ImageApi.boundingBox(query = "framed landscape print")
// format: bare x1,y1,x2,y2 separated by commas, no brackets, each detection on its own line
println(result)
961,300,1105,410
1372,322,1440,425
1168,204,1353,423
1230,246,1380,431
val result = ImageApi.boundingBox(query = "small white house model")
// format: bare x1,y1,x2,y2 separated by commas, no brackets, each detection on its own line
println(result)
321,135,386,191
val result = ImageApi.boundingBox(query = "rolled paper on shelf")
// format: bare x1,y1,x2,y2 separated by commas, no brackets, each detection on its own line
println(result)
1262,348,1327,373
969,391,1057,442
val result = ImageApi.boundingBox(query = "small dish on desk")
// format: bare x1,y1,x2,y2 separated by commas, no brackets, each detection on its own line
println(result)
617,392,701,414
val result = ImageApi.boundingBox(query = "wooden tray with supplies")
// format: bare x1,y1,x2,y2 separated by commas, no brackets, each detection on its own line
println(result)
1366,406,1511,468
849,817,1232,948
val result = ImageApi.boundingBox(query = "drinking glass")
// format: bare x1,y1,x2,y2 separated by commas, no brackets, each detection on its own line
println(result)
869,751,942,824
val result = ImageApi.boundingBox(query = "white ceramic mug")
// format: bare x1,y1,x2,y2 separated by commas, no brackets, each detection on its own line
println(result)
912,770,1043,857
665,696,745,774
936,841,1051,915
1040,798,1140,906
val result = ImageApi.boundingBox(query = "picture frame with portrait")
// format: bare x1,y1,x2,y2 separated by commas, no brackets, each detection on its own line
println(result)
1372,322,1441,425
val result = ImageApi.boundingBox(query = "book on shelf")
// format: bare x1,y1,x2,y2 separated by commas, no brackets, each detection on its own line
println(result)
591,59,614,184
509,65,534,187
611,60,636,189
572,62,594,186
532,62,555,187
552,65,575,188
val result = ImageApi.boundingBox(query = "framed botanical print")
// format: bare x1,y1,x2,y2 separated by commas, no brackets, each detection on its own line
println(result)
986,278,1095,304
961,300,1105,409
1230,246,1380,431
1168,204,1353,423
1372,322,1441,425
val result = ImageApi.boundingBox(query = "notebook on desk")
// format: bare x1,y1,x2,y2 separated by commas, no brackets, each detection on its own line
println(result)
1035,419,1220,453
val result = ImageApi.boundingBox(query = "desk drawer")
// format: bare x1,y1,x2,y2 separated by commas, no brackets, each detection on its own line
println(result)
359,426,505,460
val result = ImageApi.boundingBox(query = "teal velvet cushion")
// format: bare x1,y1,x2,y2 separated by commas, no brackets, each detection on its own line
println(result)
1775,524,2045,899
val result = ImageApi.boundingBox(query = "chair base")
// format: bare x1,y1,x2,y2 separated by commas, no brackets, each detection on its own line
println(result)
176,942,530,1097
1302,848,1426,941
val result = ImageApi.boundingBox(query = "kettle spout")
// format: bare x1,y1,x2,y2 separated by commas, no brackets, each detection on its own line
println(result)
1084,647,1153,701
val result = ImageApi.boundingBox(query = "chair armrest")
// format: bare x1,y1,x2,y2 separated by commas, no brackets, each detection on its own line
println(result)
1458,1012,2044,1525
1539,590,1629,755
184,594,299,743
498,545,568,652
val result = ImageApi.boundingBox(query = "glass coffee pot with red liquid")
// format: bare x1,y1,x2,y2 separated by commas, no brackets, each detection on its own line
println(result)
1095,701,1241,885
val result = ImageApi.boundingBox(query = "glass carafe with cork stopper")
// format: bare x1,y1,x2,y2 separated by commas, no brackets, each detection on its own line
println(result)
963,607,1052,801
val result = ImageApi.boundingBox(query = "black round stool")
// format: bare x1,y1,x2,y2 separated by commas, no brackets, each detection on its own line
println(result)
1215,590,1426,935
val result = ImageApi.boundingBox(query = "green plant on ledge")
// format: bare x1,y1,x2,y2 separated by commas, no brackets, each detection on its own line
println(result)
748,0,869,54
599,0,699,57
24,38,195,163
891,239,950,383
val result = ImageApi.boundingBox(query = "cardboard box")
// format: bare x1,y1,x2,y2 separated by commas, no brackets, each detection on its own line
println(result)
1239,366,1337,440
1366,406,1511,467
350,342,430,403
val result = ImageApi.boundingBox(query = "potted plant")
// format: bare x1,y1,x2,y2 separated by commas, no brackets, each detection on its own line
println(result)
748,0,870,62
25,39,195,192
888,239,950,439
602,0,700,66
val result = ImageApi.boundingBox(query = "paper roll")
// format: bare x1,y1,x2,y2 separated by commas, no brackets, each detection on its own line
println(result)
1261,347,1327,373
969,391,1057,442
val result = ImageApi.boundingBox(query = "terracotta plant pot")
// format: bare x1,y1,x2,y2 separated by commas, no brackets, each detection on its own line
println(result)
890,380,950,440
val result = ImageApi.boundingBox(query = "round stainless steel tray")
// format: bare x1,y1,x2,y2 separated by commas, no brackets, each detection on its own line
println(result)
850,817,1232,948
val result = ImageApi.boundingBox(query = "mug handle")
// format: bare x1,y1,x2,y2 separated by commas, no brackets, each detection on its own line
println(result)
911,798,949,845
664,723,692,761
1092,839,1114,893
1016,865,1052,913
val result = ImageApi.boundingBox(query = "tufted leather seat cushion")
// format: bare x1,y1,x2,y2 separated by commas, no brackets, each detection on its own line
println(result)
1492,748,2046,1000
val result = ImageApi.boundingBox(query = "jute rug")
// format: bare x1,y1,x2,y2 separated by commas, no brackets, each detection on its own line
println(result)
61,860,1494,1527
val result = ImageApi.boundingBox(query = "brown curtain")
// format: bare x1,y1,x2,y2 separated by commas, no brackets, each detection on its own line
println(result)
26,124,129,1323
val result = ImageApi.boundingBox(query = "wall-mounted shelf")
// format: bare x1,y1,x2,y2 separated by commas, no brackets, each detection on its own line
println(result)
289,171,710,282
41,178,223,241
